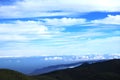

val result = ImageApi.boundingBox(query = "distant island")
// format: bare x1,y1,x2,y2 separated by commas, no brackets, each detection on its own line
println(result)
0,59,120,80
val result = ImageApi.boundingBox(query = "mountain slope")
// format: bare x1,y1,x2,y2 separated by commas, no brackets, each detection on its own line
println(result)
34,59,120,80
0,59,120,80
0,69,59,80
30,60,87,75
31,59,104,75
0,69,35,80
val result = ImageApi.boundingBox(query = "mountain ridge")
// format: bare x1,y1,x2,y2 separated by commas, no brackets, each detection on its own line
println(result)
0,59,120,80
30,59,105,75
33,59,120,80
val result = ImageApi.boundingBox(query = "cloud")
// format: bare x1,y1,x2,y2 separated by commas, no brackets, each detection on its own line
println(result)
0,20,53,42
0,15,120,57
44,56,63,60
0,34,28,41
0,16,118,42
0,34,120,57
44,18,86,26
0,0,120,57
91,15,120,25
0,0,120,18
0,20,48,34
0,17,87,42
0,16,119,42
60,36,120,55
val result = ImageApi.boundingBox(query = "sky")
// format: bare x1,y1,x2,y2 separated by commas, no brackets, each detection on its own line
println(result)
0,0,120,57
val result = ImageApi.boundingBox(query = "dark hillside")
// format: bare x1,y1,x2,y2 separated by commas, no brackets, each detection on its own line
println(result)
34,59,120,80
0,69,35,80
0,59,120,80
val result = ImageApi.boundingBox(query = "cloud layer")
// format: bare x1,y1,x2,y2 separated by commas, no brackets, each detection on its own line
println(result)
0,14,120,56
0,0,120,57
0,0,120,18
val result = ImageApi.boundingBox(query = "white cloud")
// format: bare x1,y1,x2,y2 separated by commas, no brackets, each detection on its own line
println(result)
0,20,54,41
0,20,48,34
59,36,120,56
0,18,87,42
81,36,120,54
44,18,86,26
0,17,119,42
0,34,28,41
0,35,120,57
0,0,120,18
0,16,120,57
91,15,120,25
0,17,119,43
44,56,63,60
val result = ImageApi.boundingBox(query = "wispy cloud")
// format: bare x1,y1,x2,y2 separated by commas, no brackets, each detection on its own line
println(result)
0,15,120,56
0,0,120,18
0,0,120,57
91,15,120,25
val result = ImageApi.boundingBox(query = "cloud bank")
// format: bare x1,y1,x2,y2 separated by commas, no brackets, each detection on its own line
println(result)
0,0,120,18
0,0,120,57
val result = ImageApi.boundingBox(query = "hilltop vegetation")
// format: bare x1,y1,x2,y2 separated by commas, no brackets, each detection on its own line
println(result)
0,59,120,80
0,69,35,80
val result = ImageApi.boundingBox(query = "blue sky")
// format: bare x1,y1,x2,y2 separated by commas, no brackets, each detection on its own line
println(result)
0,0,120,57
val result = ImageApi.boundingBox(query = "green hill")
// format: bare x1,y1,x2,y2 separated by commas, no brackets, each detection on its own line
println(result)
0,69,56,80
0,69,35,80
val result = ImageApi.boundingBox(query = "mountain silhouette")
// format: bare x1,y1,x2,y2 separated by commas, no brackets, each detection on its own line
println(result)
0,69,34,80
33,59,120,80
0,59,120,80
30,60,101,75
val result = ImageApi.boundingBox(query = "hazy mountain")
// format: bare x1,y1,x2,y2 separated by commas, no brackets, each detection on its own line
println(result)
30,59,104,75
0,54,120,75
0,54,120,74
33,59,120,80
0,59,120,80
